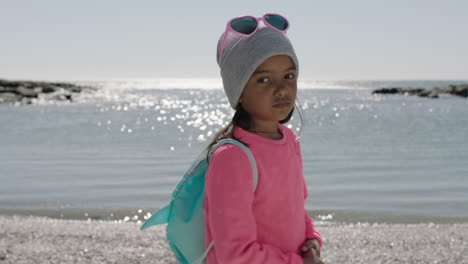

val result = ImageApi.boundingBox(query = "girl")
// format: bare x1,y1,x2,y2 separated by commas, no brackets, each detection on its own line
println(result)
203,13,324,264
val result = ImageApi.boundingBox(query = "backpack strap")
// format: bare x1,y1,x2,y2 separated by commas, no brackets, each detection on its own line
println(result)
208,138,258,191
193,241,214,264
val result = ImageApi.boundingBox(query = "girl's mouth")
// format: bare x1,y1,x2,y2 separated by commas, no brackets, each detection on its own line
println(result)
273,102,290,108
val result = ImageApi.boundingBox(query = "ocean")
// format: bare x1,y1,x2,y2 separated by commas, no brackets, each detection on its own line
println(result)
1,79,467,223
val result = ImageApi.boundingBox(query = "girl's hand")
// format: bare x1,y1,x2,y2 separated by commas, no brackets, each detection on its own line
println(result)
302,252,325,264
300,239,321,258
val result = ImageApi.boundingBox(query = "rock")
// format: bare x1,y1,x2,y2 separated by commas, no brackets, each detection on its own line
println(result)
372,88,401,94
372,88,425,96
0,85,18,93
446,84,468,98
403,88,424,95
17,86,39,98
373,84,468,99
0,79,96,105
42,86,57,93
418,88,439,98
0,92,20,103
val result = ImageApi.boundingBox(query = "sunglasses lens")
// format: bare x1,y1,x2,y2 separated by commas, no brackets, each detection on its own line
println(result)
264,14,288,30
230,17,258,34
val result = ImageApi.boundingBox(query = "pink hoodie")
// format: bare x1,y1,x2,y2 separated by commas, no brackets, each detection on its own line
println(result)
204,124,322,264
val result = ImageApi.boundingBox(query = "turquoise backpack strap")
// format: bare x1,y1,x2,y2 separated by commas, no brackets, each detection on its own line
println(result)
209,138,258,190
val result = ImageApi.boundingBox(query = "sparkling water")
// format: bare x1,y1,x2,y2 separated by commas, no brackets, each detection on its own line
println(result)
1,79,467,223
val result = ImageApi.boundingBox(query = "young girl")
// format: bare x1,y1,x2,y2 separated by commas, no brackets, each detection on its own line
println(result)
203,14,323,264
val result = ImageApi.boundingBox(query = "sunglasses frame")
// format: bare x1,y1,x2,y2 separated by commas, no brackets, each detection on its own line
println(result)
218,13,290,62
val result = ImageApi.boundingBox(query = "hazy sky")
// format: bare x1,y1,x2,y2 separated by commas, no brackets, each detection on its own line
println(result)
1,0,467,81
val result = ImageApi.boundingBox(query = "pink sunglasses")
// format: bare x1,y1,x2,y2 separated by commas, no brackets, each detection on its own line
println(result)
218,13,290,62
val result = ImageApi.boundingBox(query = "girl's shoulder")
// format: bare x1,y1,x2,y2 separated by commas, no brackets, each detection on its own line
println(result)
278,124,302,156
279,123,300,141
209,142,251,164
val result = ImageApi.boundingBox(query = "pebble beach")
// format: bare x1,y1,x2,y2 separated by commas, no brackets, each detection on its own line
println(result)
1,215,467,264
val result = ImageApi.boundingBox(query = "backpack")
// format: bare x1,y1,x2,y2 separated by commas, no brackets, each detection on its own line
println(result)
140,138,258,264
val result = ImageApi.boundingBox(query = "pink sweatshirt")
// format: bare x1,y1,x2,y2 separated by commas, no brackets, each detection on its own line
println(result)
204,123,322,264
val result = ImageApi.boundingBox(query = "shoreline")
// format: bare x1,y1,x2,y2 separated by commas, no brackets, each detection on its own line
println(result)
1,208,468,225
1,214,467,264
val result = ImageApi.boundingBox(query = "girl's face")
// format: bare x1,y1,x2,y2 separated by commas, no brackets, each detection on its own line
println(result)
239,54,297,129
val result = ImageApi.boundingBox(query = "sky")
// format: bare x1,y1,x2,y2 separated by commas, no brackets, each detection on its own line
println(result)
1,0,467,81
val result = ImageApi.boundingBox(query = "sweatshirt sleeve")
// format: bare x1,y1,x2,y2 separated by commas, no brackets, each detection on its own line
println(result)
304,210,323,248
303,178,323,248
205,144,303,264
296,138,323,248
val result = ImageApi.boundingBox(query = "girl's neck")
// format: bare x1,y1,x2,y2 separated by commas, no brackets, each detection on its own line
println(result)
246,122,282,140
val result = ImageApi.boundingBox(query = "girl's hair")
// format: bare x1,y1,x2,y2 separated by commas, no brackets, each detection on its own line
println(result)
205,100,303,158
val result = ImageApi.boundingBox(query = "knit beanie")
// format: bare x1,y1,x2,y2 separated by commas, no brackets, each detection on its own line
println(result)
216,25,299,109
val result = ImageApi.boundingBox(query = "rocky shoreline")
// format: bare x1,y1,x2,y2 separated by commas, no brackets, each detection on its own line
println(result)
2,79,467,104
372,84,468,98
0,79,96,105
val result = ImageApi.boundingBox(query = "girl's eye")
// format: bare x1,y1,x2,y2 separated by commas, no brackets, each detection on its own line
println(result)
257,77,270,83
285,73,296,79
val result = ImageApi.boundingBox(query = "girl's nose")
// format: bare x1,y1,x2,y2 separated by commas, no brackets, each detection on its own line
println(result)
274,80,289,97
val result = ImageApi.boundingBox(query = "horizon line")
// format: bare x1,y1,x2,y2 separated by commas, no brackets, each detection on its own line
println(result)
2,76,468,83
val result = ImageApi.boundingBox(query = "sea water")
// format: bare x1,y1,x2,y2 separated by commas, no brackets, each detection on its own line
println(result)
0,79,467,223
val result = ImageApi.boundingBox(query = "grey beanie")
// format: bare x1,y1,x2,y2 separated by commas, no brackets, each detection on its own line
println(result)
216,26,299,109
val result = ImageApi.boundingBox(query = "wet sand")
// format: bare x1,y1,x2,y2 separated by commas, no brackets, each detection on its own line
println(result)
1,215,467,264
